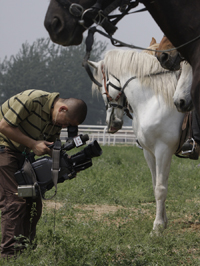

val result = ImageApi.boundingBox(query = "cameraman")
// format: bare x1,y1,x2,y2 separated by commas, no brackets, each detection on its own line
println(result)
0,89,87,258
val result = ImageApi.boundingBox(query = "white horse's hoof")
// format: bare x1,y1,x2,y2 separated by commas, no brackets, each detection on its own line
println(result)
150,224,165,237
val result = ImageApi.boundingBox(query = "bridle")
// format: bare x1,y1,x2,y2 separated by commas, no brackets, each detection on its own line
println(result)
55,0,142,35
55,0,200,52
101,64,133,120
101,65,177,121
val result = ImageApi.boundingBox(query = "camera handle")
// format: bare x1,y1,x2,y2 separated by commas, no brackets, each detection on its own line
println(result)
51,139,62,198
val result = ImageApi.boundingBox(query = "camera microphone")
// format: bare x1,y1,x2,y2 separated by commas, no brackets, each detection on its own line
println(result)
78,134,89,143
47,134,89,150
62,134,89,151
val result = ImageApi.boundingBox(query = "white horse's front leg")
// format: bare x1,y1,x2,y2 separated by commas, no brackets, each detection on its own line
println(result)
153,149,172,234
143,149,162,234
143,149,156,193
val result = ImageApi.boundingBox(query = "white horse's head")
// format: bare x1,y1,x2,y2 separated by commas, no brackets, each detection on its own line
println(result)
89,41,179,133
173,62,193,112
89,60,131,133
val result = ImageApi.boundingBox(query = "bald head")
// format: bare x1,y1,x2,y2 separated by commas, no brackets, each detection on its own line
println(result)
58,98,87,124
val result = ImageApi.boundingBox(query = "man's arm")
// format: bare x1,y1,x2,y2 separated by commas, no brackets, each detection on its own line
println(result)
0,118,53,156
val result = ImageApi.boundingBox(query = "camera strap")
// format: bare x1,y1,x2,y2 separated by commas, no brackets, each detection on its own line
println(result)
23,158,37,184
51,139,62,198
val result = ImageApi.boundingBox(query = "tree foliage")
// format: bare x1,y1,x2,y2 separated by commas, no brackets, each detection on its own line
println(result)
0,38,107,125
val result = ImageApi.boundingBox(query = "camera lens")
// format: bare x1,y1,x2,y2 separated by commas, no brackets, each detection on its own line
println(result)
84,140,102,158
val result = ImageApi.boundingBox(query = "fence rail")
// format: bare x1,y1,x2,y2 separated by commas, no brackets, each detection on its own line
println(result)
60,125,136,146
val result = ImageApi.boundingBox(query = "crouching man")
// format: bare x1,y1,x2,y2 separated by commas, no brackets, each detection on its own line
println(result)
0,90,87,258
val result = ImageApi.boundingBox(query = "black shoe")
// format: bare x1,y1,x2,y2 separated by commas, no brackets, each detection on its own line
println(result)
182,138,195,154
182,138,199,160
182,141,194,154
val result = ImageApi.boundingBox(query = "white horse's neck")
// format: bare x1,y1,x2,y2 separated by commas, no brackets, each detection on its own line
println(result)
93,50,180,107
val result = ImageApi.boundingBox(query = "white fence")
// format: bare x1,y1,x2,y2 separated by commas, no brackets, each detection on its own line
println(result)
60,125,136,146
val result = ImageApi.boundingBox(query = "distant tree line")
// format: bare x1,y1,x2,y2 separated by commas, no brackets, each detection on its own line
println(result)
0,38,108,125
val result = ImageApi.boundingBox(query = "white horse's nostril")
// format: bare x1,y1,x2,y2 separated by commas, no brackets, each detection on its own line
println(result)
179,99,185,108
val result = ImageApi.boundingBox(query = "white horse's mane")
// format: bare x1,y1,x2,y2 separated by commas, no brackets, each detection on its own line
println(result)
92,48,180,106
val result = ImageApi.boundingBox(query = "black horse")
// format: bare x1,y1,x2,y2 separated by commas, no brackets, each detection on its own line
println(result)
44,0,200,116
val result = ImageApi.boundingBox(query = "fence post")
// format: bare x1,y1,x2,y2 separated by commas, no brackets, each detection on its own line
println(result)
103,126,107,146
60,125,135,145
113,134,116,146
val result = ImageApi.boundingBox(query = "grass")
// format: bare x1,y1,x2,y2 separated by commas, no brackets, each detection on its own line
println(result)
2,145,200,265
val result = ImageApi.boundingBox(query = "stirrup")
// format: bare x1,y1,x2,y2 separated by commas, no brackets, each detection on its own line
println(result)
181,138,195,155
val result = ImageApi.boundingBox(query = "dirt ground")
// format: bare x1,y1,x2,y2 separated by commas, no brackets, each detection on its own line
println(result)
43,201,200,233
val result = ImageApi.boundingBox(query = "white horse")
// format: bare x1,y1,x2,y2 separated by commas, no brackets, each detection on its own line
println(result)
89,48,185,234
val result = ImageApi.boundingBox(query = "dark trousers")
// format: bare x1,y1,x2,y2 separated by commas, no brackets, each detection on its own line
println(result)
192,110,200,145
0,148,42,258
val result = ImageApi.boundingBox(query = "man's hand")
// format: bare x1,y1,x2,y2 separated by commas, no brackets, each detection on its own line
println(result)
0,119,54,155
31,140,54,156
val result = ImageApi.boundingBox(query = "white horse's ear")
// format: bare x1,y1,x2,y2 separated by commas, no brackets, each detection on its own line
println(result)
88,60,99,70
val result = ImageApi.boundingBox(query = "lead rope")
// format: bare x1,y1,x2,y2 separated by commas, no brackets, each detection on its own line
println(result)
53,196,57,265
82,26,181,87
50,140,62,264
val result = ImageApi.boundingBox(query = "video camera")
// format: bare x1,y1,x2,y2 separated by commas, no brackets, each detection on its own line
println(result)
15,134,102,199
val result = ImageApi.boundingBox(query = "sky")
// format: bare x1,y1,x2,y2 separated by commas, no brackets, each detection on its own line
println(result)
0,0,164,62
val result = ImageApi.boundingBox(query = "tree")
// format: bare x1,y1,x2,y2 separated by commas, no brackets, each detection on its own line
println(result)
0,38,107,125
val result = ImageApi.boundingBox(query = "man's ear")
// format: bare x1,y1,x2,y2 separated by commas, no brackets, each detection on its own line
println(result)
59,106,68,112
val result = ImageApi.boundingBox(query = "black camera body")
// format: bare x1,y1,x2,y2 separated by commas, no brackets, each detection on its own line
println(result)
15,135,102,198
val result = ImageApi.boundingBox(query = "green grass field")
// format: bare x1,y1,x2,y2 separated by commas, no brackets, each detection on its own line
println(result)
2,145,200,265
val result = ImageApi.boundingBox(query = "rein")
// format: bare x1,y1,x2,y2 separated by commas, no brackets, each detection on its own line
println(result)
56,0,200,84
82,25,184,87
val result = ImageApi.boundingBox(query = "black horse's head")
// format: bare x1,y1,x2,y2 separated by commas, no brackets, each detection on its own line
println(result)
44,0,114,46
